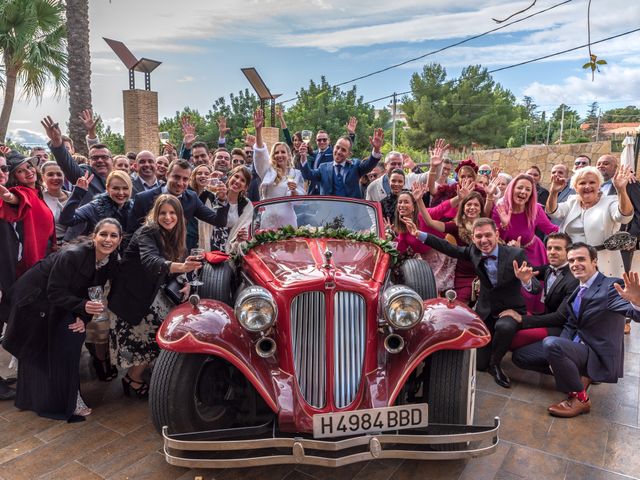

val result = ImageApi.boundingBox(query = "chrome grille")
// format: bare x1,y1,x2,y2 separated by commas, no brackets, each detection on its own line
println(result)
291,292,326,408
333,292,366,408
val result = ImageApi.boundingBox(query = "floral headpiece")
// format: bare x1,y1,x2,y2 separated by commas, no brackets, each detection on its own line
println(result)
455,158,478,174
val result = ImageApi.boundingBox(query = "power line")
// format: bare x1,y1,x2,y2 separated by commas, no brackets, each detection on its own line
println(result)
279,0,573,103
364,28,640,105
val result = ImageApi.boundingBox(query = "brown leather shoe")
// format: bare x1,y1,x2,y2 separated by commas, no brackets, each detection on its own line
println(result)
548,396,591,418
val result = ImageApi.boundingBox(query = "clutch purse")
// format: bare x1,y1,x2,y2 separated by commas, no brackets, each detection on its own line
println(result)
164,275,188,305
603,232,637,251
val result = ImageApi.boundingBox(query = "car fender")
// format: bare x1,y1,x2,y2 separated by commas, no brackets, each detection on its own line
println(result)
156,299,280,413
383,298,490,405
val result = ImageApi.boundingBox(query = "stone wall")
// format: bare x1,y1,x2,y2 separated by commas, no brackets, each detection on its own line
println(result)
123,89,159,155
472,141,617,185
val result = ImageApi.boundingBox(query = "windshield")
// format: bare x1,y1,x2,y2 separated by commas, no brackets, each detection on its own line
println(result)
252,197,379,235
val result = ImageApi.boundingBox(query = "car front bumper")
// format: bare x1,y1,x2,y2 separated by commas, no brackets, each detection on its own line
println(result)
162,417,500,468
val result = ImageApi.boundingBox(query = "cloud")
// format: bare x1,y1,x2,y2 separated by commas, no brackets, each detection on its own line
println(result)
177,76,195,83
6,129,49,146
522,65,640,106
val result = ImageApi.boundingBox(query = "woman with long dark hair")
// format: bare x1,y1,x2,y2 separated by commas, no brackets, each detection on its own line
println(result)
108,195,201,398
2,218,123,421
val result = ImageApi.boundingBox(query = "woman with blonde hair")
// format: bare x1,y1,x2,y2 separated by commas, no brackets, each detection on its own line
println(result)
109,195,201,397
253,108,304,228
547,165,633,277
59,169,133,237
187,164,214,249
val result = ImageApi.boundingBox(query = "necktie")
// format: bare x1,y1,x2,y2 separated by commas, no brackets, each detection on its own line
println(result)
334,164,346,196
572,285,587,318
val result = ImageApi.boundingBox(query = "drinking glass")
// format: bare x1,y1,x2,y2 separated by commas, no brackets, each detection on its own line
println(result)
301,130,312,144
88,286,109,322
159,131,170,146
206,177,221,194
189,248,205,287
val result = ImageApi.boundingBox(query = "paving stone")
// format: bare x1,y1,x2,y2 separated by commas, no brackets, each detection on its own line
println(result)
496,398,554,450
564,462,633,480
0,436,44,464
38,461,103,480
604,423,640,478
458,440,511,480
389,459,467,480
499,445,567,479
541,414,609,466
104,451,187,480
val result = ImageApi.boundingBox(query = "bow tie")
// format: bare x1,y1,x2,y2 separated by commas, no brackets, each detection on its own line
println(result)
482,254,497,261
549,266,562,275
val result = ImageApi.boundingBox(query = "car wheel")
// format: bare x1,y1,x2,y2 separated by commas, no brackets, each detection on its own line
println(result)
150,351,238,434
199,262,234,305
398,258,437,300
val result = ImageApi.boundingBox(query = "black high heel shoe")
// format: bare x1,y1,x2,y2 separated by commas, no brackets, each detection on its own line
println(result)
92,357,118,382
122,374,149,399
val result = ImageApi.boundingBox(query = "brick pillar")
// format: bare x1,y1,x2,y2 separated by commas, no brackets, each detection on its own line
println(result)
123,89,159,155
261,127,280,153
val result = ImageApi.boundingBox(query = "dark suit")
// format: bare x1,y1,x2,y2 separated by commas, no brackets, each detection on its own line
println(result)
521,264,578,334
300,154,380,199
511,272,640,392
132,176,161,196
127,186,228,234
422,234,538,369
307,146,334,195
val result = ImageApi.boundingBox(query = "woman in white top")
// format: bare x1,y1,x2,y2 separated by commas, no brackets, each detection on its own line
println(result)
253,108,304,229
546,165,633,277
41,161,70,245
199,165,253,254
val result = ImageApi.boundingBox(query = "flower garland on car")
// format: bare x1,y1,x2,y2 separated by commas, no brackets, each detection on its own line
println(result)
238,225,400,264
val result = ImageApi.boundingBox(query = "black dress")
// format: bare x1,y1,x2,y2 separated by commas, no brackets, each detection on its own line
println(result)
2,243,118,421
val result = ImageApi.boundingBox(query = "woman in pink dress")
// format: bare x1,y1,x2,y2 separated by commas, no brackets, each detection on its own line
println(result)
492,173,558,313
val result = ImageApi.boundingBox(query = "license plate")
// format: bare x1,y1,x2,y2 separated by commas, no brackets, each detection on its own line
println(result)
312,404,428,439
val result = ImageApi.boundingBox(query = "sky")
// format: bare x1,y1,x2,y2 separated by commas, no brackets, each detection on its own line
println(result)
6,0,640,145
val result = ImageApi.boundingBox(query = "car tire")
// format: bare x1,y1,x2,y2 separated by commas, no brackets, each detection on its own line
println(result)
199,262,234,306
150,350,236,434
427,348,476,426
398,258,437,300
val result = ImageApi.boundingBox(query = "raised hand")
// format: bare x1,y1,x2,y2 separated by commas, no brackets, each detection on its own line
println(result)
253,108,264,130
507,236,522,248
383,217,396,239
513,259,538,284
41,116,63,147
0,145,10,156
215,183,228,201
411,181,427,202
485,176,501,197
298,142,308,159
180,115,197,148
75,170,94,190
0,184,12,201
400,217,418,237
345,116,358,135
162,141,177,156
216,116,230,137
402,153,416,171
245,134,256,148
369,128,384,153
614,271,640,306
78,109,100,137
550,172,567,193
495,202,511,228
613,165,634,191
490,165,501,179
456,178,473,200
429,138,450,168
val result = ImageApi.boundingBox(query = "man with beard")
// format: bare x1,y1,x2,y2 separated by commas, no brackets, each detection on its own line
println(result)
402,216,540,388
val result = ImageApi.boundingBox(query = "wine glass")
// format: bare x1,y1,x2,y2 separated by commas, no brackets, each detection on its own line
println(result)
88,286,109,322
301,130,312,144
206,177,221,194
189,248,205,287
159,131,170,146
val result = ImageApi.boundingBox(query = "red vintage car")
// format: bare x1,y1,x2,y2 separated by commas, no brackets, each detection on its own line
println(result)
150,196,499,468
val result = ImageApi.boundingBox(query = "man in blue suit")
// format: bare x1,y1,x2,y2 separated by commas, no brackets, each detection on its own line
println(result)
299,128,384,199
513,242,640,418
127,159,227,234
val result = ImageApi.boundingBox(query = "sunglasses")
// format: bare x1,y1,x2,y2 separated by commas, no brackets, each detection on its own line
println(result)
316,138,329,143
478,169,492,175
0,165,8,173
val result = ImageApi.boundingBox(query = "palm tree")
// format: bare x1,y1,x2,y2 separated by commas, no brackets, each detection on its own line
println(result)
66,0,92,155
0,0,67,142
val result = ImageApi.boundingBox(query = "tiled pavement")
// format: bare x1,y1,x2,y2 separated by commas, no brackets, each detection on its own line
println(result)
1,330,640,480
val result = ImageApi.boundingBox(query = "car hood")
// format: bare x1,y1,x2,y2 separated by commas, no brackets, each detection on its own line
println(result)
242,238,389,290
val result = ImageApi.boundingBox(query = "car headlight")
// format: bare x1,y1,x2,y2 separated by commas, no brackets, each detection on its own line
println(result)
234,286,277,332
381,285,424,329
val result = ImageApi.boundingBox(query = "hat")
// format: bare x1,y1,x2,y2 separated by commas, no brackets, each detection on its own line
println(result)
6,151,36,175
455,158,478,174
